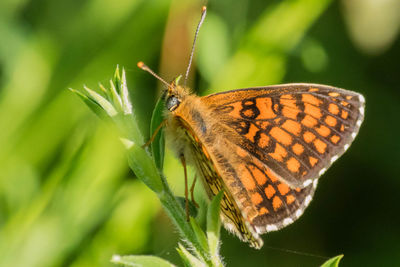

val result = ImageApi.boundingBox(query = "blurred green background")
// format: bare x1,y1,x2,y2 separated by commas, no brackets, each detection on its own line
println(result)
1,0,399,266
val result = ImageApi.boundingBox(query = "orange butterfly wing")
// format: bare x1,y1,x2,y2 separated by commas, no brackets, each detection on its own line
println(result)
202,83,365,188
196,83,364,234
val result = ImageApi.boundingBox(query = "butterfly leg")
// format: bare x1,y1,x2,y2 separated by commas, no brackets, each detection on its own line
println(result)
142,119,167,148
190,174,199,208
180,155,190,221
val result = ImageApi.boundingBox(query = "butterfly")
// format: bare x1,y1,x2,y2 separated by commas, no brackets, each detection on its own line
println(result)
138,6,365,249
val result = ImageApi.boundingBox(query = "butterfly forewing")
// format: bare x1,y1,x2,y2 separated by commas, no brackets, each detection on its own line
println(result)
202,83,365,188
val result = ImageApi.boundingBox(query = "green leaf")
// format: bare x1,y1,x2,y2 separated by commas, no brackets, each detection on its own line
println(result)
113,64,122,94
150,95,165,170
321,255,344,267
120,68,132,114
177,243,206,267
111,255,176,267
190,217,208,252
125,141,163,194
98,82,113,102
109,79,123,111
69,88,106,118
207,191,224,262
83,85,118,117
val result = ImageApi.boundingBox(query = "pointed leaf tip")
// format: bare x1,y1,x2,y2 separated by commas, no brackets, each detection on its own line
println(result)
84,86,118,117
121,68,132,114
321,255,344,267
69,87,107,117
109,79,123,110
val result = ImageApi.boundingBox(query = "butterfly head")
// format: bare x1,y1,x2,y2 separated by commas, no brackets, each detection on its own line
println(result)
165,75,190,112
137,61,190,112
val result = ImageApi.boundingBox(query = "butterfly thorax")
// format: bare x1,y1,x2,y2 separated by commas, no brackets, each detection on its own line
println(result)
163,84,207,162
163,83,204,161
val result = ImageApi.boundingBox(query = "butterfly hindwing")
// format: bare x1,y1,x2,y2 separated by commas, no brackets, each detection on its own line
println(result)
226,143,317,234
202,83,365,188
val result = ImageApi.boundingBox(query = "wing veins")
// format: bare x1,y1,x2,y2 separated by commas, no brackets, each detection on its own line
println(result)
279,93,360,115
214,89,360,116
265,116,326,160
233,114,331,161
248,120,314,172
279,97,357,127
280,104,352,137
307,91,362,109
226,138,299,187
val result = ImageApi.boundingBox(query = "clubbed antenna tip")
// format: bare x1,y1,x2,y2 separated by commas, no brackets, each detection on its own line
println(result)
136,61,170,88
137,61,145,69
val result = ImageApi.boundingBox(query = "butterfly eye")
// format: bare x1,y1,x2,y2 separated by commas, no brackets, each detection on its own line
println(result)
166,96,181,111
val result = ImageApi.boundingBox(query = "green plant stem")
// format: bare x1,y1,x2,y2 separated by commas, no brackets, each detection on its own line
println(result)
115,116,212,265
158,177,212,265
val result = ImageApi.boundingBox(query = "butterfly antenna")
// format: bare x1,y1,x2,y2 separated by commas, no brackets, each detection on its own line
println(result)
137,61,171,88
184,6,207,86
